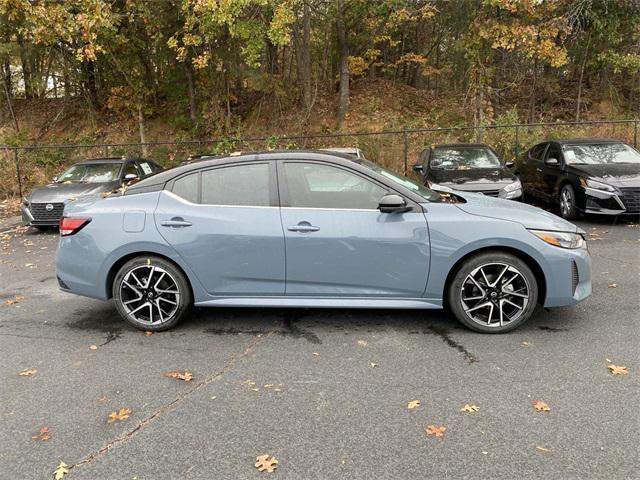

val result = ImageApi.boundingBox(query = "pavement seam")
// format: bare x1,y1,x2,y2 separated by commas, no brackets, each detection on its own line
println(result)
68,332,270,474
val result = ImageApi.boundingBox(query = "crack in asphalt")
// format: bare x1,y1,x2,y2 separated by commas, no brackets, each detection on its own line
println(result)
424,325,477,364
69,332,270,474
98,331,121,346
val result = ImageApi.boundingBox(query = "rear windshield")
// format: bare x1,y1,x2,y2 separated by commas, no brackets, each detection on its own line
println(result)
57,163,122,183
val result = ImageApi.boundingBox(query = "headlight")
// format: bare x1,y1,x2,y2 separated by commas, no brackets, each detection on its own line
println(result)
529,229,586,249
503,179,521,192
579,177,616,193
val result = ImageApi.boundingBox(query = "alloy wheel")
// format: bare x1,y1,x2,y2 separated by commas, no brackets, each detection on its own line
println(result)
118,265,181,325
460,262,530,328
560,188,573,217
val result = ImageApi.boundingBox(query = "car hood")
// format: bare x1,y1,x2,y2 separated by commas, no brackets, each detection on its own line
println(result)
567,163,640,188
428,167,516,190
450,190,581,233
27,182,118,203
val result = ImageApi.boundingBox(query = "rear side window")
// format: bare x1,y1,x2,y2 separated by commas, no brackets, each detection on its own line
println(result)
201,163,270,206
172,173,199,203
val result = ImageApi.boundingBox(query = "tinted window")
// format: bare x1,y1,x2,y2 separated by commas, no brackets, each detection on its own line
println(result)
202,163,270,206
284,162,387,209
172,172,199,203
528,144,547,162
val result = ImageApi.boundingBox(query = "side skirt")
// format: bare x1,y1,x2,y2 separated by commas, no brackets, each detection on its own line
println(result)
194,297,442,309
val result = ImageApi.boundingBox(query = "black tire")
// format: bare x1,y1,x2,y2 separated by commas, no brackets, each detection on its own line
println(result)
558,183,578,220
113,255,192,331
447,251,538,333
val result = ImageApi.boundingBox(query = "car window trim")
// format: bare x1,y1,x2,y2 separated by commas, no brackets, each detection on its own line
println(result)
276,159,417,210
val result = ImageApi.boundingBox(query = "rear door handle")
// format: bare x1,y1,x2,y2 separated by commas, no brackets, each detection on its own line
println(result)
160,217,192,228
288,222,320,233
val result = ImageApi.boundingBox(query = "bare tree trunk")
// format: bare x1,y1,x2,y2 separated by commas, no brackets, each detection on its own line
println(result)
184,62,197,122
2,58,11,99
302,1,312,108
336,0,349,129
575,36,591,122
138,105,148,157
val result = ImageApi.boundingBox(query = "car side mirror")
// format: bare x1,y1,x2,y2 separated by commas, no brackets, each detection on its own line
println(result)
378,194,411,213
545,157,559,167
124,173,139,182
412,164,424,174
505,161,514,169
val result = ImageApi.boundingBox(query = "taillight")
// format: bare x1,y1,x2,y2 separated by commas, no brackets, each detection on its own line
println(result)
59,217,91,236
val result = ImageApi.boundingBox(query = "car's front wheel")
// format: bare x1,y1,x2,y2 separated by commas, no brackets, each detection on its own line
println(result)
113,256,192,331
448,252,538,333
559,183,578,220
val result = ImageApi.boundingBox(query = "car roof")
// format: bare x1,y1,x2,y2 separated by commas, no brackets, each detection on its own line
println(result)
432,143,493,149
76,157,128,164
548,138,622,146
126,150,368,195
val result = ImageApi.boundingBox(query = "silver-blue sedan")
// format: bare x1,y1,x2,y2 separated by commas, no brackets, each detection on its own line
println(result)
56,150,591,333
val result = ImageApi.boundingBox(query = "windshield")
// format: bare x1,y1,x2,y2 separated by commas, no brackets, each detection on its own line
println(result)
359,159,441,201
563,143,640,165
430,147,501,170
57,163,122,183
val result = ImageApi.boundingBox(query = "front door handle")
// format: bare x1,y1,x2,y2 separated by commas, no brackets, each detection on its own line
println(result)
160,217,192,228
288,221,320,233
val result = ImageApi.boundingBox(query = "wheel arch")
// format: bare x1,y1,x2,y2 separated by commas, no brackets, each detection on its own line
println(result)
106,251,194,301
443,246,547,308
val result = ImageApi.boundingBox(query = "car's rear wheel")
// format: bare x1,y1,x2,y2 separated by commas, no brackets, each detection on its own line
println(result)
448,252,538,333
559,184,578,220
113,256,191,331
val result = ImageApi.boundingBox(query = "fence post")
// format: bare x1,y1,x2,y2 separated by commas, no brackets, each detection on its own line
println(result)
402,129,408,175
634,120,638,149
514,125,520,160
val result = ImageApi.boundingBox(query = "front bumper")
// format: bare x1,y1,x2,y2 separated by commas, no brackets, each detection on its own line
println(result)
543,246,592,307
21,202,64,226
582,187,640,215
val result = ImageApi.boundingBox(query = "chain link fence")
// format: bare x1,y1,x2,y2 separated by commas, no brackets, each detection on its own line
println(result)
1,119,637,199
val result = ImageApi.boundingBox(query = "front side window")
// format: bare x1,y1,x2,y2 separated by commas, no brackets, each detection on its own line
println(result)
57,162,122,183
124,162,140,178
563,143,640,165
430,147,501,170
528,144,547,162
201,163,270,206
283,162,387,209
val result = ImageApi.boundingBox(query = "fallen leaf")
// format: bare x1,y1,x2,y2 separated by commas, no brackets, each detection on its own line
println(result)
18,368,37,376
369,362,378,368
107,407,131,423
24,263,36,268
461,404,480,413
357,340,367,347
165,371,193,382
425,425,446,437
255,454,278,473
608,283,617,288
607,364,629,375
533,400,551,412
53,462,69,479
407,400,420,409
536,446,552,452
312,352,320,356
4,295,24,305
520,341,531,347
89,345,98,351
143,331,153,336
32,426,50,441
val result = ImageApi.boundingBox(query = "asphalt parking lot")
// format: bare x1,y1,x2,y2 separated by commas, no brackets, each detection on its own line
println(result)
1,216,638,479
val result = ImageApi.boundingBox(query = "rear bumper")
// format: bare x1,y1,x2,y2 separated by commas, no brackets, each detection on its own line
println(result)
543,247,592,307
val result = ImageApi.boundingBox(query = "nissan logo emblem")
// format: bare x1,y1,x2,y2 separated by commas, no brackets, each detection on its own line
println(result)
45,203,54,211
